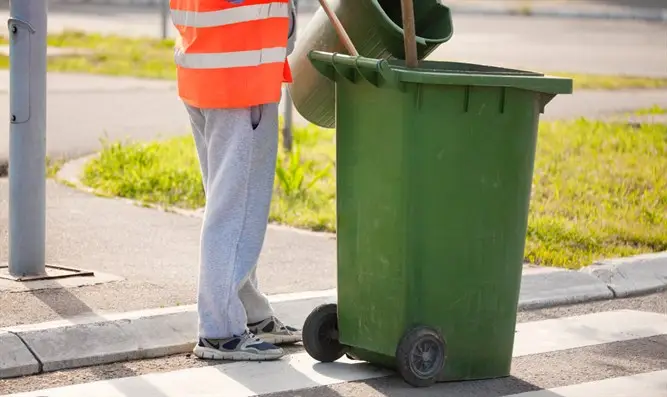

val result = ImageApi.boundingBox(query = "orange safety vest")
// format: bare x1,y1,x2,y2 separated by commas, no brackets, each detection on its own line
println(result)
170,0,293,109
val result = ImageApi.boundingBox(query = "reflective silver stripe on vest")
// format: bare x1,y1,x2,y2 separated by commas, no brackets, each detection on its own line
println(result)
174,46,287,69
171,2,289,28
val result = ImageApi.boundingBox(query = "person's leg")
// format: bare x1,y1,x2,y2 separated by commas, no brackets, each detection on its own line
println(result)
235,102,302,344
192,104,284,361
239,267,273,324
184,104,209,194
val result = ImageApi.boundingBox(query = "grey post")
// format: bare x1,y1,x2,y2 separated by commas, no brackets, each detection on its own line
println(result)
161,0,170,39
8,0,48,278
282,88,294,152
282,0,298,152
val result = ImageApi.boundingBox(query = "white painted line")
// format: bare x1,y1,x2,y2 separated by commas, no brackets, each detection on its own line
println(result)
268,288,336,303
2,353,391,397
1,289,337,333
4,310,667,397
507,369,667,397
513,310,667,357
0,305,196,333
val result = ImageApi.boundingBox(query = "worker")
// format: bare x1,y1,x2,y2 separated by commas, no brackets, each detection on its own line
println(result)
170,0,301,361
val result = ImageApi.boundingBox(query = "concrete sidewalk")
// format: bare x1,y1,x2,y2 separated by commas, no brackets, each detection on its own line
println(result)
0,178,338,328
1,171,665,378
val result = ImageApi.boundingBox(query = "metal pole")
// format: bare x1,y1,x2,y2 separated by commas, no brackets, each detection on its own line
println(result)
160,0,170,39
282,88,294,152
8,0,48,278
282,0,298,152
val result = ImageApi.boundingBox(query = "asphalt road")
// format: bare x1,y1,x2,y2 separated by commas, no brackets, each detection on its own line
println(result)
1,291,665,396
433,15,667,77
0,6,664,76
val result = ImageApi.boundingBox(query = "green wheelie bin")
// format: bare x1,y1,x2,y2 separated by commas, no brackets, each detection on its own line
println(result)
301,52,573,387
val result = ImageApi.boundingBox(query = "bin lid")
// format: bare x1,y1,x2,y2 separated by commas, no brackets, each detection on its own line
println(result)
308,51,573,95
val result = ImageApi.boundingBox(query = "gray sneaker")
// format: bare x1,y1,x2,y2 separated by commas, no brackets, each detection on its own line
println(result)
193,330,284,361
248,316,302,345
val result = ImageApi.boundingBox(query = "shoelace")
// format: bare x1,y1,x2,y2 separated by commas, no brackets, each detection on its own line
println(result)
241,330,263,343
272,317,289,331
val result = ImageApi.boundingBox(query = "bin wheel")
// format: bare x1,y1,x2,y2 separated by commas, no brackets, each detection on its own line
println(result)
302,303,346,363
395,326,447,388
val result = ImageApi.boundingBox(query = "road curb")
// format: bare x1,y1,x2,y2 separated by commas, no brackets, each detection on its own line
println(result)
448,5,667,22
581,252,667,298
518,270,614,310
0,291,337,379
0,332,40,379
2,255,666,379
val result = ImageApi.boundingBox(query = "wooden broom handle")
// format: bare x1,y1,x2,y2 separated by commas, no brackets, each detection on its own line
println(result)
317,0,359,56
400,0,418,68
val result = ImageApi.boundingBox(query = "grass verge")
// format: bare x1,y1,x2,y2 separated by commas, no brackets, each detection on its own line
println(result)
0,31,666,90
80,112,667,269
634,105,667,115
0,31,176,80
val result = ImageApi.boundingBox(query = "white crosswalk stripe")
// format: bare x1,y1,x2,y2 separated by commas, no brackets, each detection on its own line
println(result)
506,370,667,397
2,309,666,397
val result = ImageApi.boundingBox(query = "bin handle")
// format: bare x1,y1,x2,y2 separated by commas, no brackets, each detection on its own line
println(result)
308,51,397,87
317,0,359,56
400,0,419,68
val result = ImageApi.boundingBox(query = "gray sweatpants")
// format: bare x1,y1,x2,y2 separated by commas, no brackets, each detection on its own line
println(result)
185,102,279,339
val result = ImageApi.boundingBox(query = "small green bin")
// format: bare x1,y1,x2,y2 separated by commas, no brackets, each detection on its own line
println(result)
301,51,573,387
288,0,453,129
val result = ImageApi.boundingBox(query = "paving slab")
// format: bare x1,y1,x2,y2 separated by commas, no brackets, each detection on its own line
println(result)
0,332,40,379
583,252,667,298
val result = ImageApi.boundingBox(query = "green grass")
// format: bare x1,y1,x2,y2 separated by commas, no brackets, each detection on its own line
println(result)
0,30,176,80
525,119,667,267
80,115,667,269
81,121,337,231
634,105,667,116
46,156,66,178
1,30,666,90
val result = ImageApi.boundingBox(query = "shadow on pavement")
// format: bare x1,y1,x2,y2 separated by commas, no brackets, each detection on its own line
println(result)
28,281,102,318
339,374,544,397
601,335,667,365
28,280,172,397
